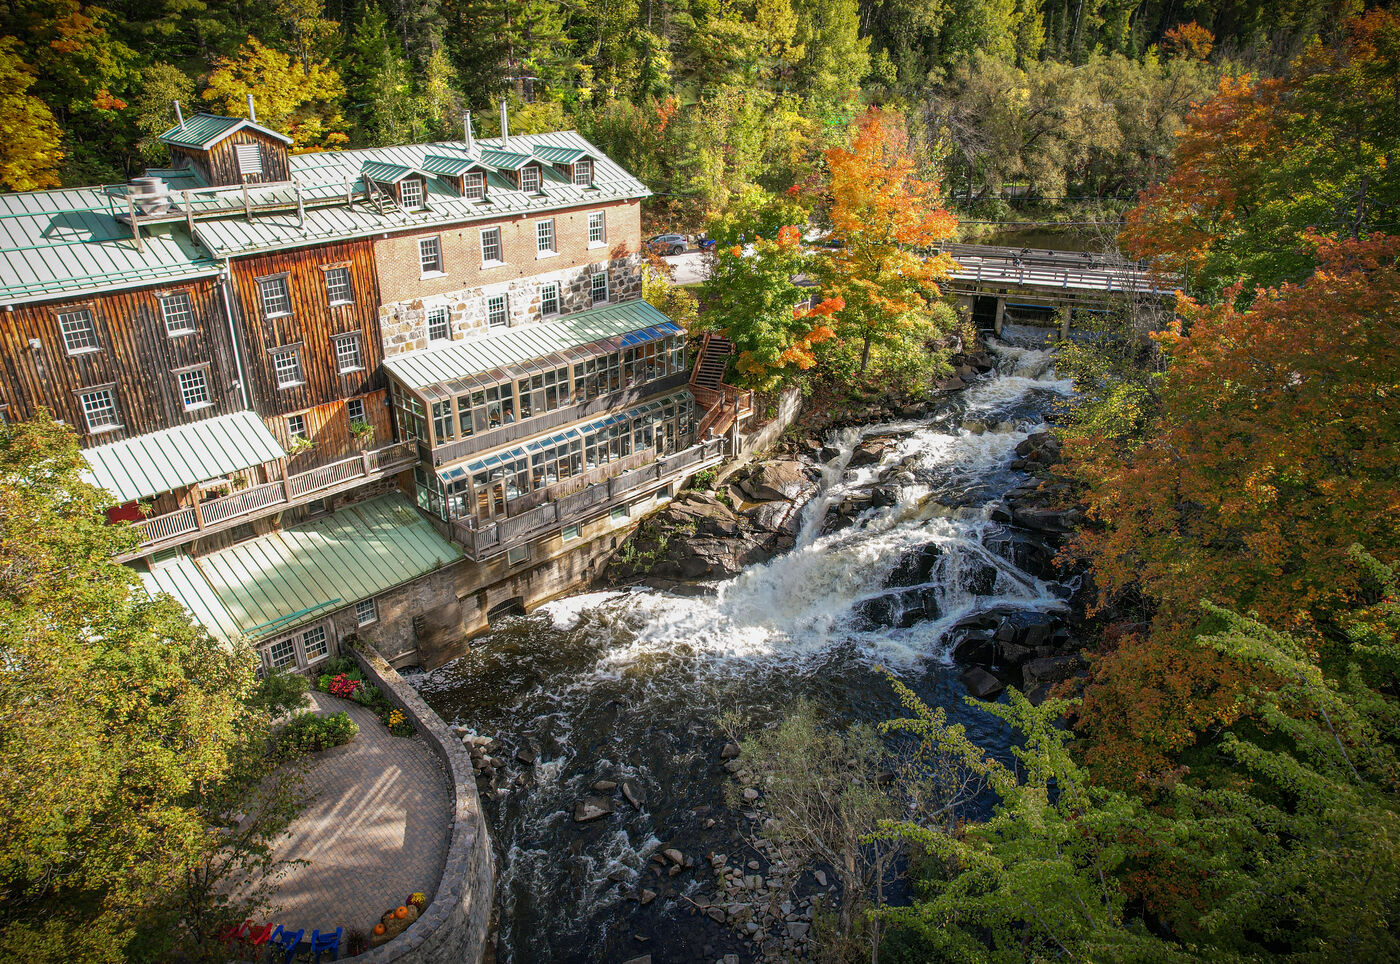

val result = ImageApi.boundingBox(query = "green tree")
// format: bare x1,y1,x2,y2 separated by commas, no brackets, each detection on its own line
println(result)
129,62,194,162
346,6,417,145
791,0,869,108
0,414,279,962
700,225,842,391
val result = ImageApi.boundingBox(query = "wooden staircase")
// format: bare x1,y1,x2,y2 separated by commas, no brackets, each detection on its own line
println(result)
690,333,753,442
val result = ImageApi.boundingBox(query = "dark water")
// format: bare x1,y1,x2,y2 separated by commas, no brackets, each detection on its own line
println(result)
415,338,1074,963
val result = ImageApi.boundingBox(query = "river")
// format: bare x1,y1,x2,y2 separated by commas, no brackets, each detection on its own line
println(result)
414,332,1074,963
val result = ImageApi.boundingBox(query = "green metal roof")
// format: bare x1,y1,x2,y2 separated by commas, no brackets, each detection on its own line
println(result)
532,144,589,165
140,493,462,642
477,148,534,171
420,154,491,176
159,112,295,149
360,160,422,184
383,300,682,391
82,411,286,503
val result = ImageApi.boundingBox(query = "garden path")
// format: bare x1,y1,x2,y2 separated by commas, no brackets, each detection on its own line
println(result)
261,690,452,944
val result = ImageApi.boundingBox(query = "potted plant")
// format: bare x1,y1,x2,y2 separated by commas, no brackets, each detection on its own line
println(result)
350,418,375,444
288,435,315,455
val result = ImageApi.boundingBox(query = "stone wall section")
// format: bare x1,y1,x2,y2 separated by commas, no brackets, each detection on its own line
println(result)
378,257,643,357
345,641,494,964
373,198,643,357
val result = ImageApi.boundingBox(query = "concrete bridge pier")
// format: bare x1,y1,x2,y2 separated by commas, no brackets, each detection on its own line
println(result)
993,297,1005,337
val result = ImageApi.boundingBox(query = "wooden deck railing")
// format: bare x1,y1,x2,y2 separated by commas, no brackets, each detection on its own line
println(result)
449,438,725,560
120,441,418,559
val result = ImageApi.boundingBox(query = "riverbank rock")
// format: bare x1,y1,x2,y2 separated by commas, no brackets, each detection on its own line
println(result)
574,797,615,823
735,460,816,503
961,666,1006,700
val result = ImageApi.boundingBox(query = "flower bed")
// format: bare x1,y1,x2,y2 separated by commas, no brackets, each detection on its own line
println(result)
316,656,416,737
280,709,358,753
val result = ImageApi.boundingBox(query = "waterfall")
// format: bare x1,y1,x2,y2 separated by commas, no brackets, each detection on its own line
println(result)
415,335,1075,963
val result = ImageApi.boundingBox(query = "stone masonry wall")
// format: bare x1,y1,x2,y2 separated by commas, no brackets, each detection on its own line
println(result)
378,256,643,357
347,641,494,964
373,198,643,356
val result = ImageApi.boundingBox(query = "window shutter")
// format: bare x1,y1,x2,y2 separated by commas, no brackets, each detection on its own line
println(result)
236,143,263,175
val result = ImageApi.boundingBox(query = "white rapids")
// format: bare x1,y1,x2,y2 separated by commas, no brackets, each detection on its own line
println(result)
415,336,1075,964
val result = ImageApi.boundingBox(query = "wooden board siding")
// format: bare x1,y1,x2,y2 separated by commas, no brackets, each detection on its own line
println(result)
225,237,386,425
169,129,291,187
265,390,393,474
0,278,241,445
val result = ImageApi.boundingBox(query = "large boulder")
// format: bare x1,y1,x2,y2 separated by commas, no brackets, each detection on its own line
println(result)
848,439,890,468
1021,654,1082,690
961,666,1005,700
885,544,944,588
738,460,815,502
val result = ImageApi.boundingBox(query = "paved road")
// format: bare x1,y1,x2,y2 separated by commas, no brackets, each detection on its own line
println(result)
662,250,709,285
256,691,452,941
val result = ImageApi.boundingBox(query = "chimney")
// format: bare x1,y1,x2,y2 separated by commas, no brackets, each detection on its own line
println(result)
246,93,257,123
174,100,185,128
464,112,474,154
499,100,509,148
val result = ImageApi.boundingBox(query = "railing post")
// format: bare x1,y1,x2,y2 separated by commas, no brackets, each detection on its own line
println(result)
190,489,205,530
279,457,294,502
361,449,372,475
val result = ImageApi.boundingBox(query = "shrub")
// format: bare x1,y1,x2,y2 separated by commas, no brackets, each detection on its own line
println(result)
252,666,310,718
324,655,357,676
279,710,358,753
353,683,381,706
316,674,332,693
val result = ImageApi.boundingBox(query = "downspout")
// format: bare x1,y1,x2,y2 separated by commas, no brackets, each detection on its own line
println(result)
216,259,251,410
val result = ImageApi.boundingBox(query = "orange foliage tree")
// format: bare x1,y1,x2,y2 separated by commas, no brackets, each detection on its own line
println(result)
1064,234,1400,785
816,110,959,373
1122,10,1400,300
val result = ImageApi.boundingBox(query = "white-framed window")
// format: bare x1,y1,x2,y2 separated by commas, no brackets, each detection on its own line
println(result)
258,276,291,318
610,503,629,521
520,165,540,192
562,524,581,542
160,293,195,335
487,294,508,329
235,143,263,175
399,177,424,209
419,236,443,275
574,159,593,185
302,625,328,662
287,413,307,440
325,266,353,305
271,347,303,388
355,598,377,626
463,172,486,200
58,308,99,354
427,306,450,342
333,333,363,373
177,368,211,410
591,267,609,305
266,636,297,669
536,218,555,255
507,544,530,566
540,282,560,317
346,397,365,423
79,388,120,432
480,227,502,264
588,211,605,245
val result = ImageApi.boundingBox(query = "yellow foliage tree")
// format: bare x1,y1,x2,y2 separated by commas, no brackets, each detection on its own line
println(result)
202,37,349,150
0,38,63,191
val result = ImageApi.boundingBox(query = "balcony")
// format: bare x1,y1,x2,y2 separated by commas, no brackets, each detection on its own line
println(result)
117,442,418,560
449,437,725,561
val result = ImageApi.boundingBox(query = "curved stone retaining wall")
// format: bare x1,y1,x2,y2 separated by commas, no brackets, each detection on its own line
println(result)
348,639,494,963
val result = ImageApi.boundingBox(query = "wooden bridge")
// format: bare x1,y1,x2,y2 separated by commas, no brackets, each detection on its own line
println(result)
936,243,1179,336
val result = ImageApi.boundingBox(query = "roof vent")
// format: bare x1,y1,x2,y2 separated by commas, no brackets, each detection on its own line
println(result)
128,176,171,215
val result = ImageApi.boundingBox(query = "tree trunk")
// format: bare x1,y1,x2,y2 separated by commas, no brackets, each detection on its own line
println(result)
860,335,872,373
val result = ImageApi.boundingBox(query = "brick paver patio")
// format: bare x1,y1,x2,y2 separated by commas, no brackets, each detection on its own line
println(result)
260,691,452,941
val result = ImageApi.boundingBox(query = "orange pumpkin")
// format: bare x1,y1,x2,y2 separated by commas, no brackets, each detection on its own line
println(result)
373,923,386,936
394,906,409,919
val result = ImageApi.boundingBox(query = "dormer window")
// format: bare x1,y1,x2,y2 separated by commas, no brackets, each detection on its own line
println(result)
573,159,592,185
463,172,486,200
520,165,540,193
400,178,424,209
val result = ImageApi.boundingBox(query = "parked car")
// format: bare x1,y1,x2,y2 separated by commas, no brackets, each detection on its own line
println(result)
647,233,688,255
